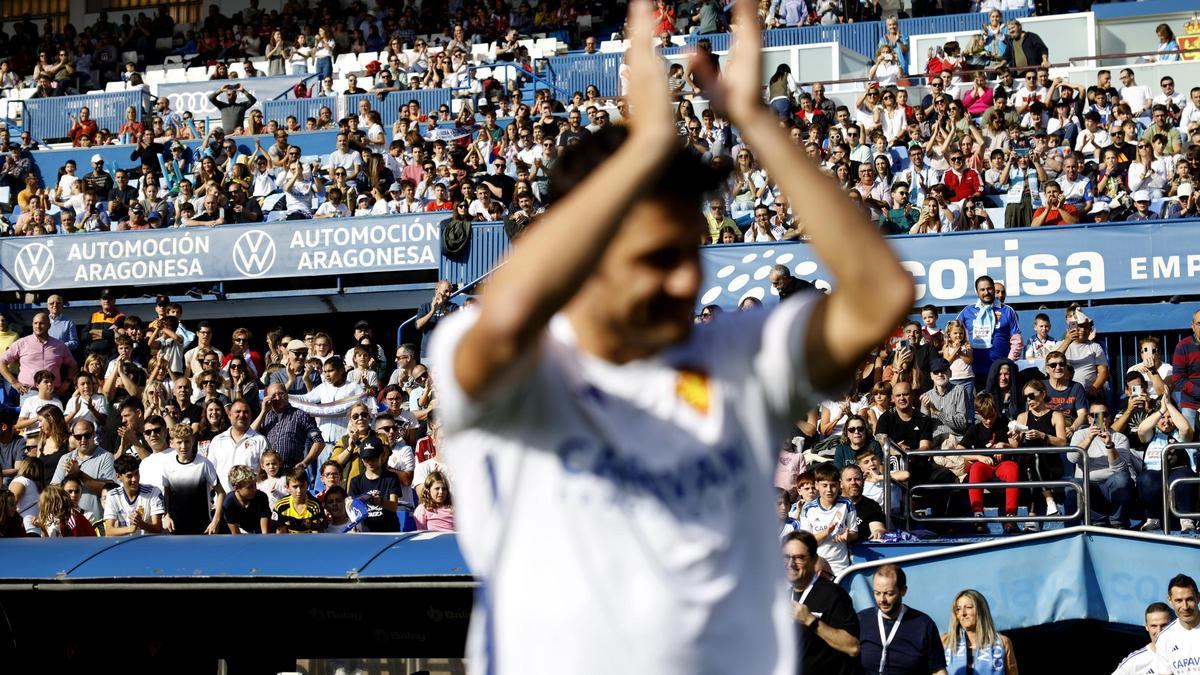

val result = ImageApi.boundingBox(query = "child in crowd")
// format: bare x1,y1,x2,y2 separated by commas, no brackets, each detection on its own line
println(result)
256,450,288,508
414,470,455,532
788,470,817,520
777,487,801,540
798,463,860,574
322,484,354,533
272,467,326,533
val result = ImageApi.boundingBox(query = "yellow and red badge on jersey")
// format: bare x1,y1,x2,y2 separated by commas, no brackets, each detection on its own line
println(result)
676,369,711,416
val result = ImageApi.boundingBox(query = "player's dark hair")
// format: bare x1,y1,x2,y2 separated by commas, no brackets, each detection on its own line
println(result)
1169,574,1199,595
548,126,729,203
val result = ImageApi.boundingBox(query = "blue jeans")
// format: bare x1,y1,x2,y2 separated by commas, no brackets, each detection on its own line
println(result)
315,56,333,82
769,98,791,119
1139,465,1197,524
951,378,975,423
1067,472,1133,528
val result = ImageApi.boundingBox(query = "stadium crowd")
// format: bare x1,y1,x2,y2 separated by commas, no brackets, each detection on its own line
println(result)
0,11,1196,239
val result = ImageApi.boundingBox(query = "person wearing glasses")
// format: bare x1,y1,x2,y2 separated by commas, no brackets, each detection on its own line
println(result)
50,419,116,520
185,322,223,378
223,327,263,377
783,531,862,675
1067,402,1134,528
130,414,175,493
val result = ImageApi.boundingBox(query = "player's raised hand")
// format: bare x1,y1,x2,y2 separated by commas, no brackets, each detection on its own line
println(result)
624,0,675,155
690,0,763,123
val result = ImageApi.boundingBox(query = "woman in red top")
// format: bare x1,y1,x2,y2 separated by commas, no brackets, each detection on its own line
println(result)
68,107,99,147
653,0,677,35
117,105,144,144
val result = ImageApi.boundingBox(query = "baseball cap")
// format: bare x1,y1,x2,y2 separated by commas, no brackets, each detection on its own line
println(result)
130,203,145,214
91,154,104,164
357,194,370,202
1132,190,1151,203
1088,202,1110,214
358,434,386,461
99,289,113,300
929,356,951,373
354,320,371,330
171,141,184,151
1179,182,1195,198
389,182,402,192
286,339,307,351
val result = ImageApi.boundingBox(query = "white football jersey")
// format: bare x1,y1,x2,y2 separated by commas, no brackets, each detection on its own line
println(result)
431,296,834,675
103,484,166,536
1112,645,1172,675
1157,619,1200,674
798,497,861,574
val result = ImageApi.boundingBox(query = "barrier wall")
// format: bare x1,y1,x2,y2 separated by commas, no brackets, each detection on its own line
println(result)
0,212,442,293
439,222,510,290
698,219,1200,310
24,90,146,143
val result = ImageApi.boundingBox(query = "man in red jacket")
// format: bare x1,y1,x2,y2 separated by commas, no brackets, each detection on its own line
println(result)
942,150,982,203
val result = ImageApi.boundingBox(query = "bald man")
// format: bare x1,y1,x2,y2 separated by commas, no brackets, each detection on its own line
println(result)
1,312,78,396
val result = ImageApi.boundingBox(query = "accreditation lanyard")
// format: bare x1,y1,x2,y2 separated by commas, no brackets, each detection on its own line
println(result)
877,605,907,674
792,575,818,607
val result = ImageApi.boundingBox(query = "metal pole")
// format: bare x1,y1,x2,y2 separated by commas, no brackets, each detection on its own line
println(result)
1163,444,1200,528
881,436,894,532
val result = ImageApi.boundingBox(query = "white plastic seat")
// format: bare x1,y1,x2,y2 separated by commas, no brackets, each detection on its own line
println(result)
185,66,207,82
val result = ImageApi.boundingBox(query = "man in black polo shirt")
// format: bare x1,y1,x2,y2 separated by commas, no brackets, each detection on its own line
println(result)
875,382,959,523
842,464,886,541
784,531,861,675
857,564,946,675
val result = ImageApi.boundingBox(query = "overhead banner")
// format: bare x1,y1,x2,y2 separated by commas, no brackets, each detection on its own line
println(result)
157,75,305,125
699,220,1200,309
0,214,441,292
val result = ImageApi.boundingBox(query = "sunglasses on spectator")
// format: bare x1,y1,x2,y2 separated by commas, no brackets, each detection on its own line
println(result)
1046,361,1066,369
144,427,164,435
350,412,371,420
1025,392,1039,399
72,433,92,440
846,426,866,433
377,425,396,433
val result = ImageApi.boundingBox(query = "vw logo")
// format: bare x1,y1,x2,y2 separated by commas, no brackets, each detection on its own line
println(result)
231,230,277,278
12,242,55,289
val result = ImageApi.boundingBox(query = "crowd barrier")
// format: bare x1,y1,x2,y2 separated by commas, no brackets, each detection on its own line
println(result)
260,95,338,129
439,221,509,291
1164,443,1200,527
23,90,146,143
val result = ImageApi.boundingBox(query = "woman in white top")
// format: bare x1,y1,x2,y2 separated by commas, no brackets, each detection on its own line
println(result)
1127,140,1169,199
9,460,44,535
869,44,901,88
314,26,335,82
729,149,770,221
874,88,907,145
288,34,312,76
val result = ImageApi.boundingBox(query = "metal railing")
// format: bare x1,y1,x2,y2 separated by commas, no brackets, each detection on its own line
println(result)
880,437,1089,530
1068,47,1200,67
1162,443,1200,526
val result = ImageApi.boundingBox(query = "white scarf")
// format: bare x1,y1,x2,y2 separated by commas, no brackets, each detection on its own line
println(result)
970,300,999,350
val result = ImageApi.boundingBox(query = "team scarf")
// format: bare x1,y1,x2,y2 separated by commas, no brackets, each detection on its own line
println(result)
289,393,377,418
970,300,999,350
945,630,1008,674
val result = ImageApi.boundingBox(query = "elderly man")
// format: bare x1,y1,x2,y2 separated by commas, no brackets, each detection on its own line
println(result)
1,313,78,396
254,383,325,476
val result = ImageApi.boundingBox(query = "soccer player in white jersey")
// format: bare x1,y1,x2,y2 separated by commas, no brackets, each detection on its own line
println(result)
103,454,165,536
429,1,913,673
1158,574,1200,674
1113,602,1175,675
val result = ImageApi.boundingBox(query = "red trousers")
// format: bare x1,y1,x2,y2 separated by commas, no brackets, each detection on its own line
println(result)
968,460,1021,515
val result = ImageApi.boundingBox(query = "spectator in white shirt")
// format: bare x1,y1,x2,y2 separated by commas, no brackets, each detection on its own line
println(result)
1119,68,1153,117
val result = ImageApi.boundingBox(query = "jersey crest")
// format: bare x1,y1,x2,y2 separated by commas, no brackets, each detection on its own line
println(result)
676,369,711,416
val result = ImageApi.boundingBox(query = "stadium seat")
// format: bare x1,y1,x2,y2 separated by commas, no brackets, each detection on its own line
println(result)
185,66,207,82
357,52,379,69
335,53,360,76
165,68,188,83
105,81,127,92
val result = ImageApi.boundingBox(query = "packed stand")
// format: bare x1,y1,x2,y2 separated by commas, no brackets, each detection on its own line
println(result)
0,289,457,536
770,281,1200,537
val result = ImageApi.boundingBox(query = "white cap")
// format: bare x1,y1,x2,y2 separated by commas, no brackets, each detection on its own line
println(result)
1088,202,1110,214
1073,308,1092,325
1179,182,1195,198
90,154,103,164
1132,189,1151,203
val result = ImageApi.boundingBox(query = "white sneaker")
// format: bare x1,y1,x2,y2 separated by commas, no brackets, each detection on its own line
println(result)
1141,518,1163,532
1181,518,1197,532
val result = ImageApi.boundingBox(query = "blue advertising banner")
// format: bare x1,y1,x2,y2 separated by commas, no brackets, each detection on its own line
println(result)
840,528,1200,634
699,220,1200,310
157,75,305,126
0,214,442,292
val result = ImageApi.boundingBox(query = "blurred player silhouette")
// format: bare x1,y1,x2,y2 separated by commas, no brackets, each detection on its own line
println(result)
431,1,913,673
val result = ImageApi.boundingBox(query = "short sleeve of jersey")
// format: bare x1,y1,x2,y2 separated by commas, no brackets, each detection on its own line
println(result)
428,307,542,432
